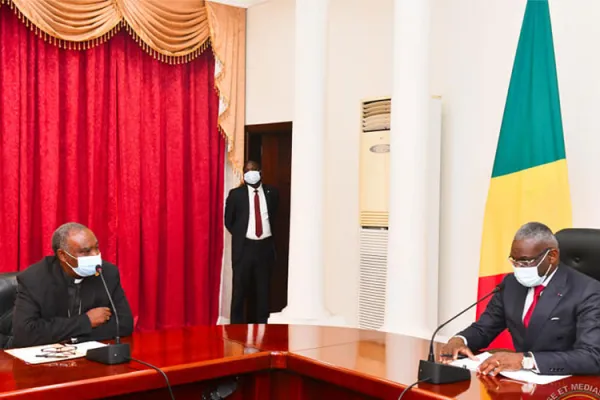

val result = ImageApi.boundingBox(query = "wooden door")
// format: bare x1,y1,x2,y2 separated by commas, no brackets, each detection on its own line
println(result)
245,123,292,313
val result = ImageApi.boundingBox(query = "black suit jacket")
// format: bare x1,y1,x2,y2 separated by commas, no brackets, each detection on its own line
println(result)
457,265,600,375
224,184,279,264
12,256,133,348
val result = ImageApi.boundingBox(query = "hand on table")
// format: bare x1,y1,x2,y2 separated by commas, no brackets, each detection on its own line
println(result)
438,337,478,363
477,352,524,376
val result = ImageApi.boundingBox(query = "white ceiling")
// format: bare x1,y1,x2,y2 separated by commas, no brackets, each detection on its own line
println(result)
209,0,269,8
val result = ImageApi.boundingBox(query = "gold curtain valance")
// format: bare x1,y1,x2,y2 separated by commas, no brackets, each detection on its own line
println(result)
0,0,246,175
206,1,245,175
2,0,210,62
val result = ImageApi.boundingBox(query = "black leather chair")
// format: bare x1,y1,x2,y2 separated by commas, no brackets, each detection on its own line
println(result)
556,228,600,282
0,272,18,349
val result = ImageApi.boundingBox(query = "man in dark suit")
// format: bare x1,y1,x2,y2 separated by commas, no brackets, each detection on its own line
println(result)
225,160,279,324
440,222,600,376
12,222,133,348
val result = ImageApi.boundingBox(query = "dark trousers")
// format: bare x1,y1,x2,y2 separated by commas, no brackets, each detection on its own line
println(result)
230,238,274,324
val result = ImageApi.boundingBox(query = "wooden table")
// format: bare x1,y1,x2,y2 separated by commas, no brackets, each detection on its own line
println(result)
0,324,598,399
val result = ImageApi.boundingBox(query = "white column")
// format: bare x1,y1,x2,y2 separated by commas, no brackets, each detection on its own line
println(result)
383,0,434,338
218,157,236,325
269,0,334,324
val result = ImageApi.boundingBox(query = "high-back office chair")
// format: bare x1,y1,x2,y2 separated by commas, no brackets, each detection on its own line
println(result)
0,272,18,349
555,228,600,282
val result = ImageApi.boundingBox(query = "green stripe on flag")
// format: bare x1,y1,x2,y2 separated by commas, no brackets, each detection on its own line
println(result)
491,0,566,179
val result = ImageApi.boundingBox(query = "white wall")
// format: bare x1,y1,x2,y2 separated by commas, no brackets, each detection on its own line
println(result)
323,0,394,325
246,0,393,324
551,0,600,229
430,0,523,333
218,159,236,323
431,0,600,334
246,0,295,124
245,0,600,334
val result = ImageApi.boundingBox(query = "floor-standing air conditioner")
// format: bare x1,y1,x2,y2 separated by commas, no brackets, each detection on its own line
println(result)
358,96,442,331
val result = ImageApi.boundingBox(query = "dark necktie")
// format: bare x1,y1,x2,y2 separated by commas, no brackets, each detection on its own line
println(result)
523,286,544,328
254,190,263,238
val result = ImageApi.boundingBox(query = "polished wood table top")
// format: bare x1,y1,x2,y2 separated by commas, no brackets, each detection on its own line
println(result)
0,324,598,399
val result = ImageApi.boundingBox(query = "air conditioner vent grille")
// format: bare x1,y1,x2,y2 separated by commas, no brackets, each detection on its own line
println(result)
362,98,391,132
358,228,388,330
360,211,389,228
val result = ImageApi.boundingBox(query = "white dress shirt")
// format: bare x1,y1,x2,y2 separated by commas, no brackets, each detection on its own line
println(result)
246,184,272,240
521,267,557,320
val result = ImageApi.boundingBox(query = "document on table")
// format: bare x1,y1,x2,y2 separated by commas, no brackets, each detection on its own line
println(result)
449,352,570,385
4,341,107,365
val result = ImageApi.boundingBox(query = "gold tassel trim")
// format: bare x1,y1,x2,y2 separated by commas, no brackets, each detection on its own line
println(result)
217,124,243,179
2,4,207,64
210,43,226,83
210,44,240,178
123,21,210,64
5,1,123,51
213,85,240,177
214,80,232,124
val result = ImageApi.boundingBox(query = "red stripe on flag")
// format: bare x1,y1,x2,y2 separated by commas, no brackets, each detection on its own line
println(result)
484,329,514,351
476,273,506,315
476,274,515,351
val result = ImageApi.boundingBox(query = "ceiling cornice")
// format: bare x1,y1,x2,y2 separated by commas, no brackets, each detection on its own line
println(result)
208,0,269,8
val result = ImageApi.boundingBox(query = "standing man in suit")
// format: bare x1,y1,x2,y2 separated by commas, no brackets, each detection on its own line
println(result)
439,222,600,376
12,222,133,348
225,160,279,324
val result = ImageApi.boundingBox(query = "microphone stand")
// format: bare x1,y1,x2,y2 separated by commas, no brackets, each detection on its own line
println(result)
86,266,131,365
417,284,503,384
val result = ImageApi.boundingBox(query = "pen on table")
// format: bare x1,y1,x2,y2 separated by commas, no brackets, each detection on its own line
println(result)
36,354,68,358
439,354,467,359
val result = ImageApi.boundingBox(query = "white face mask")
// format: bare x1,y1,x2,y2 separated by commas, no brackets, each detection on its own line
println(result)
512,251,551,287
64,250,102,277
244,170,261,185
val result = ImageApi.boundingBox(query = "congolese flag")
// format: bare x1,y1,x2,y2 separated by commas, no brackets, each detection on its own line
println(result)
475,0,572,350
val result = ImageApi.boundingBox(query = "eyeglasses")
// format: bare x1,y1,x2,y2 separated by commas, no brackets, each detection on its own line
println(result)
37,344,78,359
508,248,552,268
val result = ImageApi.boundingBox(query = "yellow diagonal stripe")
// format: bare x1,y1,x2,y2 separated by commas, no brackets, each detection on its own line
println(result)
479,159,571,278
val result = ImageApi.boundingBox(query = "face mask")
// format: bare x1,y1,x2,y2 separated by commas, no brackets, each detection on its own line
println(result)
63,250,102,277
512,252,550,287
244,170,261,185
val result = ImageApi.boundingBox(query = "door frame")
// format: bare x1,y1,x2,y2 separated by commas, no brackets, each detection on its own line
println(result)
245,122,293,160
244,122,293,314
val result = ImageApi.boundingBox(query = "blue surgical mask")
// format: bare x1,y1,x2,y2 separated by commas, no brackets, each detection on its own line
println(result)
63,250,102,277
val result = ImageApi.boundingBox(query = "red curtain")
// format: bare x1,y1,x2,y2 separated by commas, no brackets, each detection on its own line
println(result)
0,8,224,330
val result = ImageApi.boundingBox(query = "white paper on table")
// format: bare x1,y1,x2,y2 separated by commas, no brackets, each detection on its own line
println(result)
4,341,107,365
450,351,493,371
449,351,571,385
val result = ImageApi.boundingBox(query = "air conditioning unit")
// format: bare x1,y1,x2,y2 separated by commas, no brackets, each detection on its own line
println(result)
357,96,442,331
358,97,391,330
359,97,391,228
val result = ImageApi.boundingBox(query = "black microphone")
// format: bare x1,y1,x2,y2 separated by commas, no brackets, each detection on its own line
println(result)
427,282,504,362
85,265,131,365
417,282,504,384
